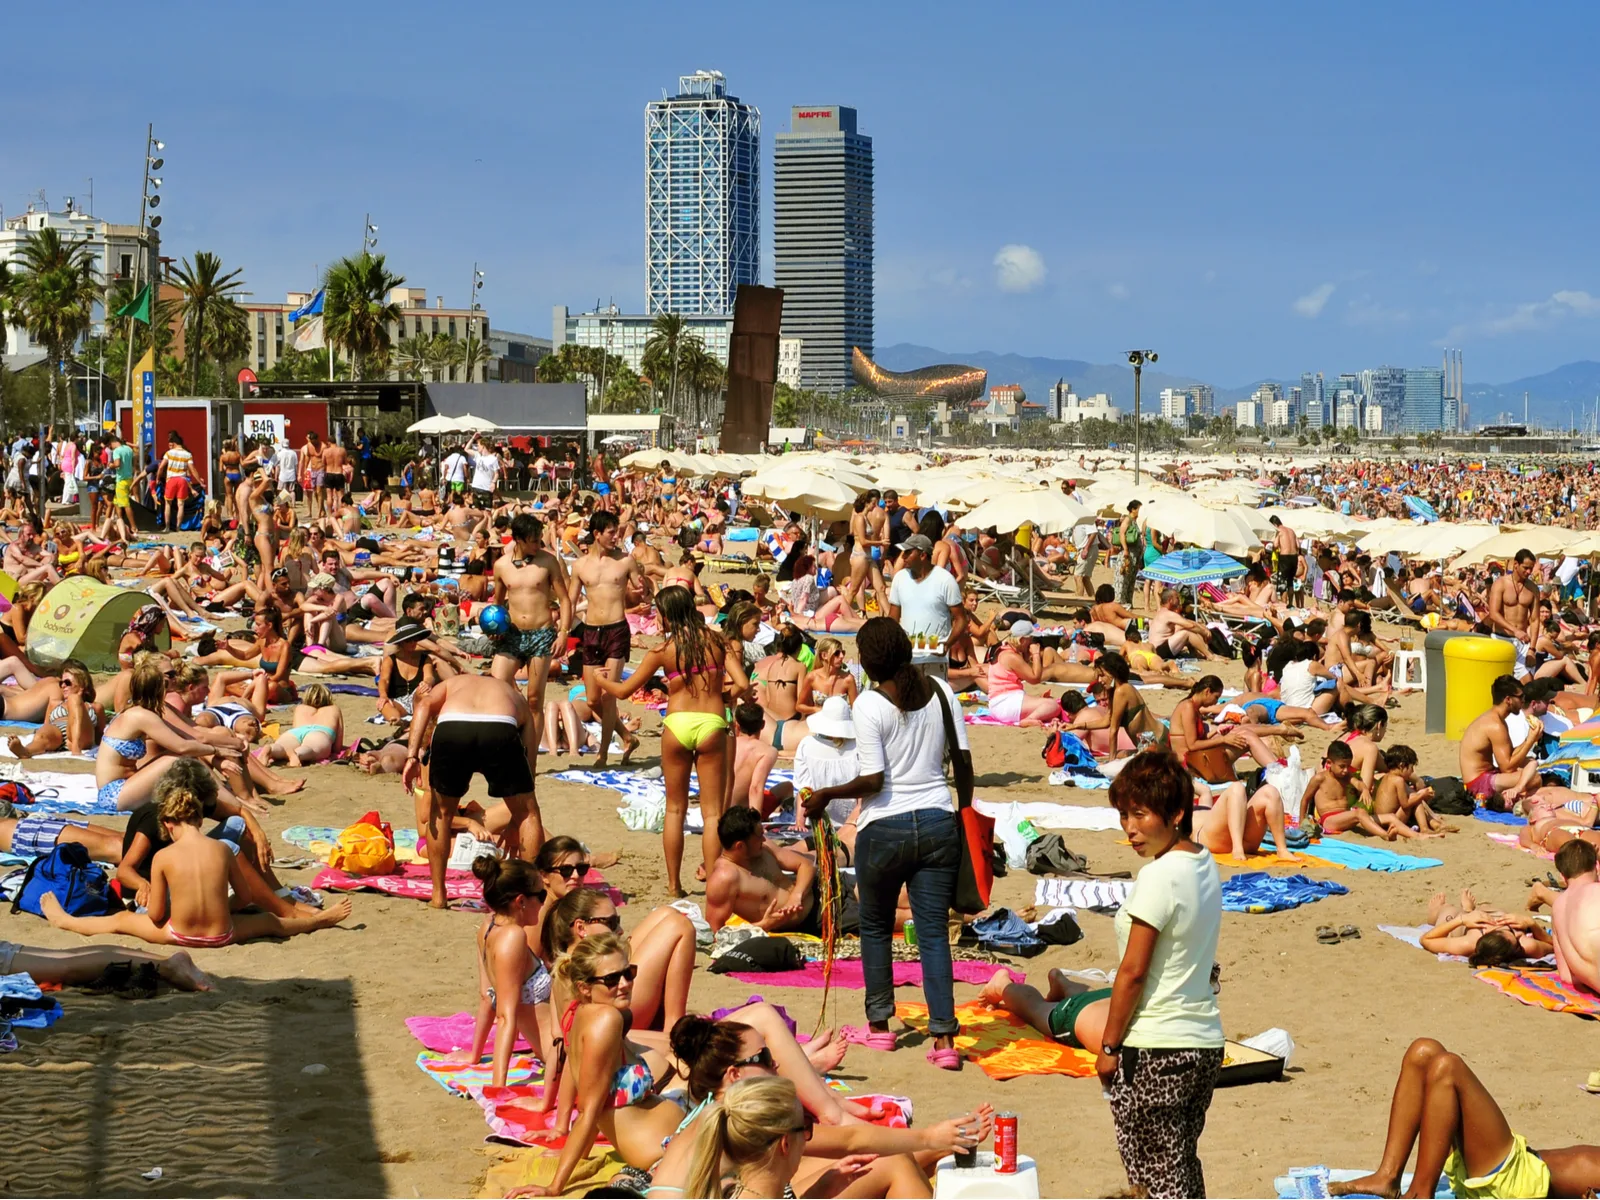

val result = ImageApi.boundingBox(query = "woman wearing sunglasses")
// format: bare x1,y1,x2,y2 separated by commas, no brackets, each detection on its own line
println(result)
540,886,695,1032
648,1016,995,1198
449,856,552,1086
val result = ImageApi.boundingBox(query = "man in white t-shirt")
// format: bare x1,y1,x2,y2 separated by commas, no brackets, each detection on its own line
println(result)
274,438,299,496
440,446,469,499
470,442,501,503
888,534,965,648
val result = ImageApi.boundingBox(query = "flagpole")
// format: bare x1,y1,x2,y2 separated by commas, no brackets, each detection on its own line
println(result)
121,122,152,413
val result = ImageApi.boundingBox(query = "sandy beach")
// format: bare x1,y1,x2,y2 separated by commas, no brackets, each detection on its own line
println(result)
5,594,1595,1199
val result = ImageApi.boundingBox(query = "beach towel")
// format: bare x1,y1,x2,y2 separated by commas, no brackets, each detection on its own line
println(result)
1262,834,1441,872
416,1048,540,1095
407,1011,529,1055
479,1147,629,1198
1275,1166,1451,1198
1474,966,1600,1018
1486,830,1551,860
1381,924,1554,968
725,959,1021,990
1034,878,1134,911
315,862,625,908
1471,806,1527,827
1221,872,1349,913
896,999,1096,1081
972,798,1121,832
285,824,425,864
469,1083,599,1148
7,772,124,817
552,767,795,835
326,683,380,697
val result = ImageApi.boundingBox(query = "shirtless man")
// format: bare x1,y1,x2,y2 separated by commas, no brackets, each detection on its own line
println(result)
568,510,648,768
490,513,571,757
728,702,783,815
1552,846,1600,994
1269,515,1299,596
1303,741,1393,837
301,432,326,521
704,804,817,934
403,673,541,909
1487,548,1540,679
321,439,349,519
1459,675,1541,806
1147,589,1215,661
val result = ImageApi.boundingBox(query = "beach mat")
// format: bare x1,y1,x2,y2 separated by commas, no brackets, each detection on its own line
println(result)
469,1083,599,1149
326,683,379,697
897,999,1096,1081
313,862,625,908
725,959,1022,990
1221,871,1349,913
478,1148,628,1198
407,1011,530,1055
1263,834,1441,871
285,824,424,864
1474,966,1600,1018
973,797,1121,832
1275,1166,1451,1198
1381,924,1553,968
416,1048,540,1095
1471,806,1526,826
1486,830,1552,860
10,772,125,817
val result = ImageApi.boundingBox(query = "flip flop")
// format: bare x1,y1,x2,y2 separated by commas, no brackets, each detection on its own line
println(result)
925,1046,962,1071
1339,925,1362,940
1316,926,1340,944
840,1025,897,1052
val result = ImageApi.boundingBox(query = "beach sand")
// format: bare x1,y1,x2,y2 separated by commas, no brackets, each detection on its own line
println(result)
5,603,1594,1198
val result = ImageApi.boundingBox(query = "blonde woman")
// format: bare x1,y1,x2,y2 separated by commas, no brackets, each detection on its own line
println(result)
5,659,100,757
799,637,856,714
682,1077,875,1199
257,682,343,767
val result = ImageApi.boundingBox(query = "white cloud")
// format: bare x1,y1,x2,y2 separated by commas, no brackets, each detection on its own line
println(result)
1108,282,1130,301
1446,290,1600,341
1344,296,1411,327
993,244,1046,293
1292,282,1336,318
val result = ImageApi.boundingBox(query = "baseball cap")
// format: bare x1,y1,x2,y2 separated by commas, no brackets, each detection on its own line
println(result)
901,534,934,553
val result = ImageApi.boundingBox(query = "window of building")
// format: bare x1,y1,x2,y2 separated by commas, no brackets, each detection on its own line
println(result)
119,253,132,279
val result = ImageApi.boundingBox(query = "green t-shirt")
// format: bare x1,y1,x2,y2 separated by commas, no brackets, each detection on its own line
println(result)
1113,847,1224,1048
113,444,135,482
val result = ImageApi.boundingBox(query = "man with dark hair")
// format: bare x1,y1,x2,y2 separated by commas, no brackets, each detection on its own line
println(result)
489,512,571,757
1115,500,1144,606
705,803,818,934
1269,515,1299,596
1488,548,1541,678
569,508,648,767
1460,674,1541,806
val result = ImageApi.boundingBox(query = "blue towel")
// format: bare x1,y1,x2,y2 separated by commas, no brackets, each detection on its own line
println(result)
1264,835,1442,872
1275,1167,1451,1198
1471,807,1526,827
1221,871,1349,913
725,527,759,542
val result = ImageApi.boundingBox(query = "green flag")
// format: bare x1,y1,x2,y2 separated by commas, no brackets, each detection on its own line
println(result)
115,283,151,325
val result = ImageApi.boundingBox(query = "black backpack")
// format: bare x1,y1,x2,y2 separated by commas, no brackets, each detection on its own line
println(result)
1427,776,1475,816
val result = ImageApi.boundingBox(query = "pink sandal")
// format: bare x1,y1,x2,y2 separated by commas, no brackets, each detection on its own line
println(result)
926,1046,962,1071
840,1025,897,1052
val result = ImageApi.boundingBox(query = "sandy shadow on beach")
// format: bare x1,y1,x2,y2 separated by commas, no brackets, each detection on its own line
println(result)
1,974,384,1198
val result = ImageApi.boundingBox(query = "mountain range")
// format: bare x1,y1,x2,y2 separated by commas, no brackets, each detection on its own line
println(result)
872,344,1600,428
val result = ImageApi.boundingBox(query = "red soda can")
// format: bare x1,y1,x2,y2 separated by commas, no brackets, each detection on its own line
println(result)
994,1112,1018,1173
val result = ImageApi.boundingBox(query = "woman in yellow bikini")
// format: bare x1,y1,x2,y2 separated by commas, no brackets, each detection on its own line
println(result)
589,585,749,897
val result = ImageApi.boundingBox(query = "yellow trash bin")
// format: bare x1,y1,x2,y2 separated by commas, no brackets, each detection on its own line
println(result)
1443,636,1517,740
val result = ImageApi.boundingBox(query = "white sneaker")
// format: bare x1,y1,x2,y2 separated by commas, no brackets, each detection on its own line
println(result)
1047,769,1069,786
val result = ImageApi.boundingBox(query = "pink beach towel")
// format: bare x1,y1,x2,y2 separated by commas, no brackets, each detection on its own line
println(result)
1486,830,1552,860
407,1011,530,1055
727,959,1023,989
313,863,626,907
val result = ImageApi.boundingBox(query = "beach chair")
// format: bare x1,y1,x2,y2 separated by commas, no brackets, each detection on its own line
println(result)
705,551,770,576
968,572,1028,610
1379,583,1429,629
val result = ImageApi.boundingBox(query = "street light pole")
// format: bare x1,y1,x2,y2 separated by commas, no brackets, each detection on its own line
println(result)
1126,349,1158,483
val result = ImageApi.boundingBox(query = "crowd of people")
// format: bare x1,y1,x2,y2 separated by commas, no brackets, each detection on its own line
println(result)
10,434,1600,1197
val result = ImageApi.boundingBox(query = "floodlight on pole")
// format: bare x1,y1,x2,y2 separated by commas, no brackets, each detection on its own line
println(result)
1126,349,1159,483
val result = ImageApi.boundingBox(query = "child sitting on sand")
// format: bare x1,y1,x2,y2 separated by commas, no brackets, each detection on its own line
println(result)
1302,742,1393,839
44,764,351,947
1372,745,1448,840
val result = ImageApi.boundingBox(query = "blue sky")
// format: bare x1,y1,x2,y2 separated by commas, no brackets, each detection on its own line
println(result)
6,1,1597,387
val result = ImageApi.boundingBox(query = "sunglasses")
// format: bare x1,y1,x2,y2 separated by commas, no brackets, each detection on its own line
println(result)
586,964,637,989
733,1046,774,1071
578,912,621,932
551,862,590,881
784,1112,816,1142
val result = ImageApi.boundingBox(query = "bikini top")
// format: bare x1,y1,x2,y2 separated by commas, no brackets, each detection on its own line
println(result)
664,663,717,683
481,924,552,1008
559,1001,656,1108
102,732,147,761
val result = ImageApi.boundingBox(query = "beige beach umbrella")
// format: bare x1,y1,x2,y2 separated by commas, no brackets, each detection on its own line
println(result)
960,488,1095,536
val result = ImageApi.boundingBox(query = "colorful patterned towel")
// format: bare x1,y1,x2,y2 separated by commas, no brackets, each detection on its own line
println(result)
553,767,795,835
1221,871,1350,913
470,1083,597,1148
1474,967,1600,1017
725,959,1022,989
285,824,425,864
415,1048,540,1095
313,862,625,908
1034,878,1134,911
897,999,1096,1080
10,771,122,816
1487,830,1552,860
407,1011,529,1054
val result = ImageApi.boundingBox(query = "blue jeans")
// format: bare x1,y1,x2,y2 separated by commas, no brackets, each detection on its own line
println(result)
855,808,960,1036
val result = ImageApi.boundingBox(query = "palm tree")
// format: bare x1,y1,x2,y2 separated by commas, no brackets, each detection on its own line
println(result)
395,334,431,382
424,333,456,382
0,261,13,433
454,330,491,382
643,313,688,419
168,252,248,396
536,349,574,383
10,226,99,429
323,252,404,382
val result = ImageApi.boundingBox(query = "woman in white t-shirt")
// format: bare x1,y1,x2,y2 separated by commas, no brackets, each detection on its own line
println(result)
1096,751,1224,1199
803,617,967,1071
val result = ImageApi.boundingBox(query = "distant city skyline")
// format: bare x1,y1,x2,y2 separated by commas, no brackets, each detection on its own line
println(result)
3,3,1599,386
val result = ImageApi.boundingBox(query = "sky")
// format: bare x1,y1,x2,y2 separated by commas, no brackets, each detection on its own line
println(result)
6,1,1599,388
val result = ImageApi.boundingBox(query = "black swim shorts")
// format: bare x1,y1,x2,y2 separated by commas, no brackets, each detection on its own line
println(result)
428,716,534,798
580,619,631,666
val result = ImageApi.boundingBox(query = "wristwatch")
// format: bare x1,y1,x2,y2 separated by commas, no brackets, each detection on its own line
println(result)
1100,1042,1122,1056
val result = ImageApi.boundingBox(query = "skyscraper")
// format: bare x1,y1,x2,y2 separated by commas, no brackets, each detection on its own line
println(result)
1300,371,1325,427
1402,368,1445,432
645,70,761,316
773,105,873,392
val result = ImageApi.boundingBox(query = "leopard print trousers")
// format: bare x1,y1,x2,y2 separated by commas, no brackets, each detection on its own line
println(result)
1108,1046,1225,1198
